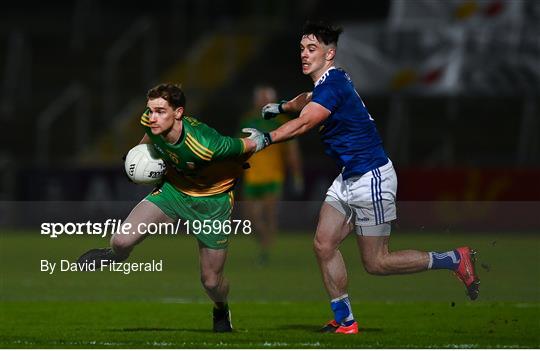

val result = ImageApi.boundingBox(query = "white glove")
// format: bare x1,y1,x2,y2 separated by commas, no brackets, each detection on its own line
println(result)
261,101,286,119
242,128,272,152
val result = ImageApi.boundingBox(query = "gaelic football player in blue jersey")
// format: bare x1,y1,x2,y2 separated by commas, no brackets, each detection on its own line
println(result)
243,21,480,334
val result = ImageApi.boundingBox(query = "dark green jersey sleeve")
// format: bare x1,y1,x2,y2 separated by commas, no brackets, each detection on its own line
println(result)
209,133,245,160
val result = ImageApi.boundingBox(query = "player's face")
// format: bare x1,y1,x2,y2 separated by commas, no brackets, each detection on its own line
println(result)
300,34,334,80
146,98,183,135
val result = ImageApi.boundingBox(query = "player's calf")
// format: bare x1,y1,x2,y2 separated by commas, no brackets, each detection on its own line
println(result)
110,234,136,257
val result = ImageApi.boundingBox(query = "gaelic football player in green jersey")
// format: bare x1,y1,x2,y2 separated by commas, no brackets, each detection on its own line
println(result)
78,83,260,332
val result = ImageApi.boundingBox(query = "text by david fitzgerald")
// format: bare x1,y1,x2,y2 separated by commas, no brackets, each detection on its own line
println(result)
40,259,163,275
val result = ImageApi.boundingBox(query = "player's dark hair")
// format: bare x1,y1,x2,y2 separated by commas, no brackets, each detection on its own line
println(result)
147,83,186,109
302,21,343,46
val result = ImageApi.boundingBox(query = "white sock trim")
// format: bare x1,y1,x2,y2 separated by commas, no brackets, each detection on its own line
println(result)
331,294,349,303
427,252,434,269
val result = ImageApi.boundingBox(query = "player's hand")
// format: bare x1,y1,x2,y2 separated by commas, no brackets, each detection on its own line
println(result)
242,128,272,152
140,107,151,127
261,101,286,119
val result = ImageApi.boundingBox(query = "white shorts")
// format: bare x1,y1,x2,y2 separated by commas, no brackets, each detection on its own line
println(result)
325,159,397,236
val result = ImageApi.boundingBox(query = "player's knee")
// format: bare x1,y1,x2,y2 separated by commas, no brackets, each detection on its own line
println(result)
313,237,337,260
363,262,385,275
201,273,221,291
362,257,388,276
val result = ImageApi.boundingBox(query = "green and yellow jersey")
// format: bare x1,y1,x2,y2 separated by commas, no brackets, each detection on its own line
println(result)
239,114,288,185
141,110,248,197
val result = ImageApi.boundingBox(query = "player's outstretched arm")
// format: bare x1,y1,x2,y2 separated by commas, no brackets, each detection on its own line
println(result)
281,92,312,114
269,101,329,143
261,92,312,119
244,101,329,153
241,130,270,153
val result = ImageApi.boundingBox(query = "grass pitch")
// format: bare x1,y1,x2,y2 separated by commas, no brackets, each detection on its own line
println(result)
1,230,539,348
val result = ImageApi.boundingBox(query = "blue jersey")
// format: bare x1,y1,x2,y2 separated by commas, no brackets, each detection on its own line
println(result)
311,67,388,179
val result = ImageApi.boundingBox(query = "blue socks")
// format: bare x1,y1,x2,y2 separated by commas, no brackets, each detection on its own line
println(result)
428,250,461,270
330,294,355,326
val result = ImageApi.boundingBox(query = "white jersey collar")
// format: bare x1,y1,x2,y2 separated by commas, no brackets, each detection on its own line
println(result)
314,66,336,87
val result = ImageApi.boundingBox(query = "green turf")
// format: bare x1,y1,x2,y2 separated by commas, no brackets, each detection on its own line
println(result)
1,301,538,348
1,230,539,348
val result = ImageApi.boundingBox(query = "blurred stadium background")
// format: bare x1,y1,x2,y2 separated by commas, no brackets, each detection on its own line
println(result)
1,0,539,347
0,0,538,206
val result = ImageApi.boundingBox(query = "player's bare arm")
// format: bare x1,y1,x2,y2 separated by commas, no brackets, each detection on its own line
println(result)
244,101,329,152
281,92,312,113
270,101,329,143
261,92,312,119
240,137,258,153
